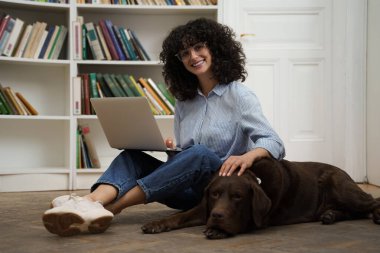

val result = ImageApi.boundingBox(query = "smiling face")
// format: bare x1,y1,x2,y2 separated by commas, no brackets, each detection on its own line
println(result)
177,41,214,79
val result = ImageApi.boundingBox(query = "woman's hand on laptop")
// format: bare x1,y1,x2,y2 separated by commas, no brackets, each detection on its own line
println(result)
165,137,175,149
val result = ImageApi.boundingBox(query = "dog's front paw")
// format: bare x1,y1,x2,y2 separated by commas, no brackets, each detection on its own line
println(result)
320,210,336,225
372,208,380,225
141,220,171,234
203,228,230,239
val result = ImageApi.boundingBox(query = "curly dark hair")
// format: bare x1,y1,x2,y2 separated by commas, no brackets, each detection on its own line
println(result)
160,18,247,101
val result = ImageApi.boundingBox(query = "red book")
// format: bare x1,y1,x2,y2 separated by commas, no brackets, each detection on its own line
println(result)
0,14,10,41
99,19,119,60
81,73,91,115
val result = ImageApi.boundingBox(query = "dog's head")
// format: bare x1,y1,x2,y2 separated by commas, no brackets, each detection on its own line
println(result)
203,170,271,238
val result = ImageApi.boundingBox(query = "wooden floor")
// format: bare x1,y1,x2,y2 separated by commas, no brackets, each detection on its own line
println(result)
1,184,380,253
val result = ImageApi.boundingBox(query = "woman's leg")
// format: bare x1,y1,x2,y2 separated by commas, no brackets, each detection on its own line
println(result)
105,144,223,213
89,149,163,204
43,150,163,236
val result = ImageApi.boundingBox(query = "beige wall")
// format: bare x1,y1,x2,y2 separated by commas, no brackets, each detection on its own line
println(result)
367,0,380,185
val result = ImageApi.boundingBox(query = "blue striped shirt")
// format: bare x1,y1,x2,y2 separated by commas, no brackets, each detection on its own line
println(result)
174,81,285,161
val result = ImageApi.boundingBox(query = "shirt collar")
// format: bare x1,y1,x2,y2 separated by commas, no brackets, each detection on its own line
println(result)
197,83,228,97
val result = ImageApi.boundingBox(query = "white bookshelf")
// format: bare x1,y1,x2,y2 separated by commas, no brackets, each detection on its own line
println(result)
0,0,221,192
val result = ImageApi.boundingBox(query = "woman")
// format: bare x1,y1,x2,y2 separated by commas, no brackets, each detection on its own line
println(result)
42,18,285,237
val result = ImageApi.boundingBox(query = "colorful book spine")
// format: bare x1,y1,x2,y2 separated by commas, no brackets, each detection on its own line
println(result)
104,19,126,60
129,29,151,60
84,22,105,60
38,25,55,59
98,19,119,60
2,18,24,57
138,77,171,115
0,17,15,55
72,76,82,115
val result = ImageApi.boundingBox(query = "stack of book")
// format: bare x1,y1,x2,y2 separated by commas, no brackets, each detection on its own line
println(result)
73,72,175,115
77,0,217,5
73,17,150,61
0,83,38,115
77,124,101,169
0,13,68,59
24,0,68,3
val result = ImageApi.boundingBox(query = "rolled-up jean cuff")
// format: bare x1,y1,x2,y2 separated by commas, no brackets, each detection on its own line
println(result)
91,181,123,200
136,179,151,203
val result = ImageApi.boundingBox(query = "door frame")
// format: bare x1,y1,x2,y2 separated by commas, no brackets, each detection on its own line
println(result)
219,0,367,181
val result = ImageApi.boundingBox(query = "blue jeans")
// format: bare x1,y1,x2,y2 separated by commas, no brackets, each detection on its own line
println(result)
91,144,223,210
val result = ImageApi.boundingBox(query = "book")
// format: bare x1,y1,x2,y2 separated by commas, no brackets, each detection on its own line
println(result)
43,25,59,59
138,77,171,114
25,22,47,58
81,23,88,60
0,15,11,41
72,20,83,60
89,73,99,114
0,89,9,114
85,22,105,60
2,18,24,57
147,78,174,113
80,73,91,115
96,82,104,98
143,87,165,115
37,25,55,59
50,25,68,59
15,92,38,115
156,82,175,106
128,75,145,97
103,73,124,97
122,74,140,96
45,25,62,59
104,19,126,60
33,30,48,59
115,74,135,96
110,74,127,96
76,126,82,168
78,126,90,168
126,28,147,60
129,29,151,60
113,25,131,60
0,83,16,114
72,76,82,115
98,19,118,60
95,24,111,60
80,124,101,168
96,73,113,97
0,17,15,55
120,28,137,60
3,87,24,115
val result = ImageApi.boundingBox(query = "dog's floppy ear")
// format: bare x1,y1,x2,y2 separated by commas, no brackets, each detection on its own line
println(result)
251,182,271,228
195,173,219,222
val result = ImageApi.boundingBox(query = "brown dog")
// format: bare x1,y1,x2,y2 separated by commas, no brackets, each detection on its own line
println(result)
141,157,380,239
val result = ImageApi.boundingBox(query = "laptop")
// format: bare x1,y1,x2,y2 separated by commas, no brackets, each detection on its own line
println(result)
91,97,181,152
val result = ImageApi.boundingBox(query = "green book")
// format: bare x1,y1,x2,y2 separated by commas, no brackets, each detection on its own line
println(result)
0,84,15,114
47,25,62,59
157,82,175,106
103,74,123,97
122,74,140,96
82,24,87,60
96,73,113,97
110,74,127,96
0,90,10,114
115,74,135,97
89,73,100,98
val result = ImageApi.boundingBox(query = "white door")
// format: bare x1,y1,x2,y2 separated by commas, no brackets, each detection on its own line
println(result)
220,0,367,181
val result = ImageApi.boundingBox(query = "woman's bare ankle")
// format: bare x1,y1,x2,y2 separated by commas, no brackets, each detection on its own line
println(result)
105,203,122,215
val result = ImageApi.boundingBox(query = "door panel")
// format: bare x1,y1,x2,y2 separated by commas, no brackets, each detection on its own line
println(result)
223,0,333,163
